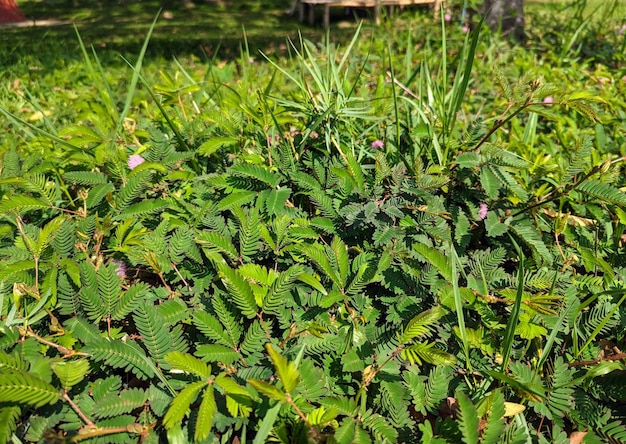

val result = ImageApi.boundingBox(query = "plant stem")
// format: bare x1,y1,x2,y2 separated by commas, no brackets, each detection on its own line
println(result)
68,424,146,442
63,392,95,427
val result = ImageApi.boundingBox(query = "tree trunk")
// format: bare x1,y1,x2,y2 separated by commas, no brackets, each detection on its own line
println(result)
0,0,26,23
483,0,524,41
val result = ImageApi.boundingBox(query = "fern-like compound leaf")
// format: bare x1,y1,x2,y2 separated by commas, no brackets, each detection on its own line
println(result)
116,170,152,210
163,380,206,430
98,261,122,320
93,388,149,419
508,219,553,266
298,243,342,289
265,343,299,393
84,338,156,380
413,243,452,282
230,163,280,188
50,359,90,391
165,351,212,378
195,384,216,442
63,171,109,185
481,390,506,444
456,391,479,444
193,311,232,347
212,293,243,350
0,195,49,215
0,373,61,408
0,351,28,373
578,179,626,207
263,265,303,315
112,283,150,321
399,306,446,344
134,304,173,365
0,406,21,444
361,410,398,443
216,263,258,318
237,209,262,260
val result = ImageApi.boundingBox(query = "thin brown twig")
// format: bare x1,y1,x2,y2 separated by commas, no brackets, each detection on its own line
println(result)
63,392,95,427
21,327,89,358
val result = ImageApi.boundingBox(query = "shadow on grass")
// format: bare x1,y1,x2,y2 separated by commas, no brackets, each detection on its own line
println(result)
0,0,400,69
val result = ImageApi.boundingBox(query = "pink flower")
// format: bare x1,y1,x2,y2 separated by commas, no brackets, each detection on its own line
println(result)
113,260,127,277
462,25,469,33
444,13,451,22
371,140,384,149
479,203,488,220
543,96,554,104
128,154,145,170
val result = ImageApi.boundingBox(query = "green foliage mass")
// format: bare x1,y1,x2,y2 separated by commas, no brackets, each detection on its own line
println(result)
1,3,626,443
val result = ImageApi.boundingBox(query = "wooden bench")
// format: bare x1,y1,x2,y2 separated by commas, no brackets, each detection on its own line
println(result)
297,0,442,29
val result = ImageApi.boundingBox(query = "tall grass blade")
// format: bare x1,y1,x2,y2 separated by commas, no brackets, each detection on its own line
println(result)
112,11,161,146
501,238,525,373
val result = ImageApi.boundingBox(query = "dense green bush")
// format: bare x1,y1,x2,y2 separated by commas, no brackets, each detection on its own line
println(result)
1,5,626,443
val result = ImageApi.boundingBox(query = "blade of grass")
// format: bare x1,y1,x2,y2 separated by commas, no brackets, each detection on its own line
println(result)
450,241,472,373
111,11,161,147
501,237,525,373
74,26,119,125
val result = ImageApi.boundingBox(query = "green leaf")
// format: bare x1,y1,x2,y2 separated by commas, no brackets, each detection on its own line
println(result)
248,379,286,401
198,136,239,157
578,179,626,207
456,391,479,444
116,198,170,220
319,289,344,308
193,311,232,346
84,338,156,380
265,188,291,216
480,167,500,199
413,244,452,282
0,260,36,282
216,263,258,318
400,306,447,344
34,216,66,257
217,190,257,211
263,265,303,314
481,390,506,444
93,388,149,419
0,196,50,214
165,352,212,378
134,304,175,364
456,152,481,168
195,384,216,441
299,244,342,289
163,381,206,430
195,344,240,366
50,359,90,390
231,163,280,188
331,236,350,288
0,373,60,407
265,343,299,393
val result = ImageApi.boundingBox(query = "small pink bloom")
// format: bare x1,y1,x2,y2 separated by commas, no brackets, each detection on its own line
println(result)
371,140,384,149
113,260,127,277
462,25,469,33
128,154,145,170
444,13,451,22
543,96,554,104
479,203,488,220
